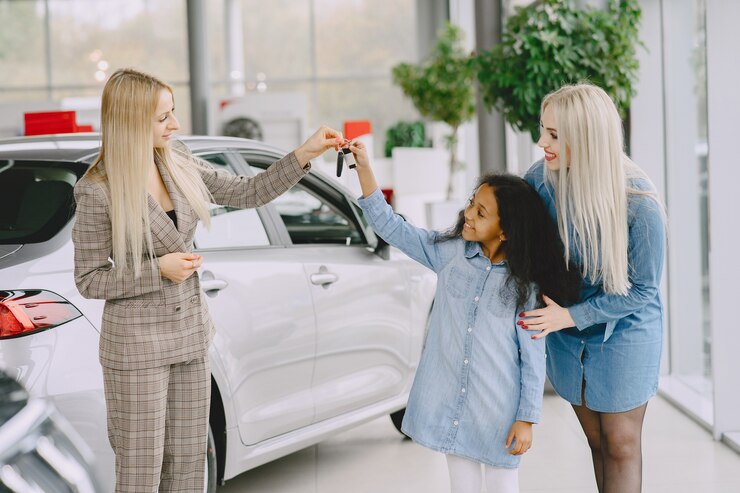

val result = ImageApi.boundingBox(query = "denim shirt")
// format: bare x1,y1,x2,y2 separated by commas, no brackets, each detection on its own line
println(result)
524,160,666,341
358,188,545,468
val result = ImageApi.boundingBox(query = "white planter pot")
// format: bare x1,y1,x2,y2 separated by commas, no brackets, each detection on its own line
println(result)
425,200,463,232
390,147,450,227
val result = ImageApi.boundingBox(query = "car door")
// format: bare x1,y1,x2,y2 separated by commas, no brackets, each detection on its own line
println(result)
193,151,317,446
245,154,414,423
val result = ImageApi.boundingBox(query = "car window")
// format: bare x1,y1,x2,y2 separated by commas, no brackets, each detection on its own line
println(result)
0,160,84,244
246,160,365,246
193,153,270,249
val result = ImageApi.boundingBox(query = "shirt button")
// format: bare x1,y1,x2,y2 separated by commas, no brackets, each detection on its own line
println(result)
453,420,459,426
474,296,480,302
461,388,466,393
463,359,469,365
467,327,472,333
485,266,491,271
580,340,585,345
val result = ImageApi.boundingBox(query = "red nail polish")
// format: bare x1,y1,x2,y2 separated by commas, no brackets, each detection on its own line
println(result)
531,336,536,340
517,321,523,325
519,313,525,317
522,325,528,329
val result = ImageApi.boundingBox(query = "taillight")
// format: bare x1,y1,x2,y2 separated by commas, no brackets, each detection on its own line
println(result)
0,290,82,339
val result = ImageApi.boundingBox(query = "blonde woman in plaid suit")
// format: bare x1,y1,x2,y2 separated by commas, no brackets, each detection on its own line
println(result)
72,68,343,493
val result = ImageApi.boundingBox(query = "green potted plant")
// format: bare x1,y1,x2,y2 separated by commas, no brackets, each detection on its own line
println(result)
475,0,641,143
384,121,431,158
392,22,477,200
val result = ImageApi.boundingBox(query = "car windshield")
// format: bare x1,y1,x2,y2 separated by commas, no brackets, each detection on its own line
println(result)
0,160,86,245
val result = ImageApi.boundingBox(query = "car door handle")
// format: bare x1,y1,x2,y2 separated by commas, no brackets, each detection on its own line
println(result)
201,279,229,292
310,273,338,286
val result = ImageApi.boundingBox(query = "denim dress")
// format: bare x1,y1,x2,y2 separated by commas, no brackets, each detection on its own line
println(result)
524,160,666,413
358,189,546,469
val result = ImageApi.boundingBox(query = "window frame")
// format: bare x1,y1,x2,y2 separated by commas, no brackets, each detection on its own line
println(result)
239,151,378,250
191,149,281,252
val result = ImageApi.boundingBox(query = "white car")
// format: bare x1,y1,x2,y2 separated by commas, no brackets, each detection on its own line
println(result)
0,134,436,491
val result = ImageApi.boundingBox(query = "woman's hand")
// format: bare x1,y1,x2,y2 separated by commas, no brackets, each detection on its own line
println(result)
294,125,344,166
506,421,533,455
159,252,202,283
518,295,575,340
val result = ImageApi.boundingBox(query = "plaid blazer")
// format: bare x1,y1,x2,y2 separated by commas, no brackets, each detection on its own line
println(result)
72,145,310,370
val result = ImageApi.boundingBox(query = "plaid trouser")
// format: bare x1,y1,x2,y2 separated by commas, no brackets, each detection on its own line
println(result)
103,357,210,493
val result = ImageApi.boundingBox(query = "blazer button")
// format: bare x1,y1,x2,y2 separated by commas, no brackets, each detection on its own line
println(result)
191,295,199,304
175,306,182,312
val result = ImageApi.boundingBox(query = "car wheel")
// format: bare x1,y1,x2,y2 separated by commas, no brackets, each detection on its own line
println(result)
390,408,410,438
204,425,217,493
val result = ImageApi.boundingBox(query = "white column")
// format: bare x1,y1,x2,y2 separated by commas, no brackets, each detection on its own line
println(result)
661,0,705,386
224,0,245,97
706,0,740,447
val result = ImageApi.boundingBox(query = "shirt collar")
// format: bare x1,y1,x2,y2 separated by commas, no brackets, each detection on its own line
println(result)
464,241,508,266
464,241,483,259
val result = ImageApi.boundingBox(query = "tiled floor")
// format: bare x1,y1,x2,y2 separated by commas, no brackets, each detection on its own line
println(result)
219,394,740,492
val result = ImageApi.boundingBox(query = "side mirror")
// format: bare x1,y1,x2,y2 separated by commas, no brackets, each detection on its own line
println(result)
374,233,390,260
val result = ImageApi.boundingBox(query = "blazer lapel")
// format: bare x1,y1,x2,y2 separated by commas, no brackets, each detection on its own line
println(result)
95,160,189,254
148,193,188,254
148,160,188,253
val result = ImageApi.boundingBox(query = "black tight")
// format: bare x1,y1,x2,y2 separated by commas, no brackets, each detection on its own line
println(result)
571,385,648,493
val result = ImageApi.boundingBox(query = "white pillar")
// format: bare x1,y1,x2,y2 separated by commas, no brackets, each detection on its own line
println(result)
706,0,740,447
661,0,705,385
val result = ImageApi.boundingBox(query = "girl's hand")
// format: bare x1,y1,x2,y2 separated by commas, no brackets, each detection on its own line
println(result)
159,252,202,283
295,125,344,165
518,295,575,340
347,139,370,170
506,421,533,455
346,139,379,198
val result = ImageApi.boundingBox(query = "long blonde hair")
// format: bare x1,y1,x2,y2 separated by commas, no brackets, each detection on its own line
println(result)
89,68,212,278
542,83,663,295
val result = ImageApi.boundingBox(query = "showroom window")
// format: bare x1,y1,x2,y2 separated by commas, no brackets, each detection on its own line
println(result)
0,0,191,117
211,0,421,157
1,0,421,149
661,0,711,402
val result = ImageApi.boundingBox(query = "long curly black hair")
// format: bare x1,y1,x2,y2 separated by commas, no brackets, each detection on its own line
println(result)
437,173,581,308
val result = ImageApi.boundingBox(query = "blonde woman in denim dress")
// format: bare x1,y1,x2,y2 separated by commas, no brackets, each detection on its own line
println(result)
348,139,580,493
521,84,666,493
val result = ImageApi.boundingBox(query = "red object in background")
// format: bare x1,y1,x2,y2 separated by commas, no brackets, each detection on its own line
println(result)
24,111,93,136
344,120,372,140
380,188,394,205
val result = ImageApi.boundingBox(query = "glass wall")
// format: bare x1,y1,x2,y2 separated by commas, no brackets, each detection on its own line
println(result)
0,0,422,156
661,0,711,400
0,0,191,132
221,0,421,156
